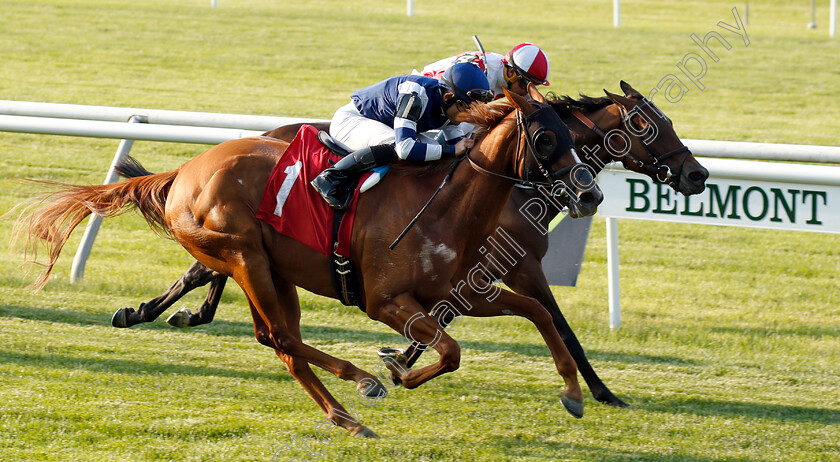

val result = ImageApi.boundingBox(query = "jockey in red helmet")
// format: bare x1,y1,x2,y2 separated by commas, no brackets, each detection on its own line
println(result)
417,42,551,100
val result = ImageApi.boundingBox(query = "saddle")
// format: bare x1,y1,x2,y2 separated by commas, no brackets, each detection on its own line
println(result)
317,131,353,158
256,124,366,310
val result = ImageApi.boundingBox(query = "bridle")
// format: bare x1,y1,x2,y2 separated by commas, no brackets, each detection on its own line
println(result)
571,98,691,188
466,105,582,189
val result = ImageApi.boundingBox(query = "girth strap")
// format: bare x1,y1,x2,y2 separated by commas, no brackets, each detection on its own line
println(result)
329,195,366,311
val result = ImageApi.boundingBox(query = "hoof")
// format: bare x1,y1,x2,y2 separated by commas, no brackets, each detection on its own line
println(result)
591,386,630,408
351,426,380,438
596,392,630,409
388,370,403,387
377,347,408,386
166,308,192,328
356,378,388,400
377,347,406,362
561,395,584,419
111,308,133,328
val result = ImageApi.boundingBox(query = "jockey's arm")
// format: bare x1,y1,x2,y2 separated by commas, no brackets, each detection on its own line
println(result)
392,82,455,162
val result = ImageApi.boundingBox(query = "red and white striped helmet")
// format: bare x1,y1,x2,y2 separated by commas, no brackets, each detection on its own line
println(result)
504,43,550,86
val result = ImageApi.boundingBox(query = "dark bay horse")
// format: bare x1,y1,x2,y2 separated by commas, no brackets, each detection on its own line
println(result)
14,88,601,436
110,81,708,408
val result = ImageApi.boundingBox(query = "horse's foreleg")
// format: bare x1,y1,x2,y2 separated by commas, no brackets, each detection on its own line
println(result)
504,259,628,408
464,289,584,418
111,259,220,328
367,293,461,390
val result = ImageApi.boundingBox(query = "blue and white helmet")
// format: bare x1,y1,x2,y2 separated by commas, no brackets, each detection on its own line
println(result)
440,62,493,104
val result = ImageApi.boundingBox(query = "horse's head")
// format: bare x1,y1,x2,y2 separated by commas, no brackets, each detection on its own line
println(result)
506,85,603,218
602,81,708,195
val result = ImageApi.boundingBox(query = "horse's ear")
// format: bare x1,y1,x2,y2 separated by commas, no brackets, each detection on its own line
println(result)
505,87,535,114
619,81,642,98
527,82,547,104
604,89,634,108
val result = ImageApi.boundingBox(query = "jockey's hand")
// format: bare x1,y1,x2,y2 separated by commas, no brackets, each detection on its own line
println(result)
454,138,475,157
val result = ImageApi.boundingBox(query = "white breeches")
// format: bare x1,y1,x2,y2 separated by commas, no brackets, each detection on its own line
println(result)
329,102,396,151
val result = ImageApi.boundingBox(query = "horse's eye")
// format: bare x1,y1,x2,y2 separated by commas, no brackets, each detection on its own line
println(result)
535,131,557,158
632,115,646,130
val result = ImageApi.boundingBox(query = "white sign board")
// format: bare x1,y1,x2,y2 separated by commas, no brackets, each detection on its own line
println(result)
596,157,840,330
598,170,840,234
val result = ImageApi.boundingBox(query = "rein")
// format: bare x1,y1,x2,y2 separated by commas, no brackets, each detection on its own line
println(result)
391,104,577,250
389,156,463,250
466,109,576,188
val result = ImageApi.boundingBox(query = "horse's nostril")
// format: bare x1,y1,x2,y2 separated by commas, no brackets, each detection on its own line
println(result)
579,192,596,205
688,168,709,184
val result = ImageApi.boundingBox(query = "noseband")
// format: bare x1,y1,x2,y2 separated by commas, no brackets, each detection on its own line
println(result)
466,106,580,188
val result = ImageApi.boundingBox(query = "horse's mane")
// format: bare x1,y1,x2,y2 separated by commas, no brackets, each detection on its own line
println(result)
389,102,516,176
466,100,516,138
545,92,614,117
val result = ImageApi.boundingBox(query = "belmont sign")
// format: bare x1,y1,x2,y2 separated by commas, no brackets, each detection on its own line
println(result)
597,162,840,234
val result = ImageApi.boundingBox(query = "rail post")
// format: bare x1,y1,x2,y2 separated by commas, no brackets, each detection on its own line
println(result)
70,116,143,283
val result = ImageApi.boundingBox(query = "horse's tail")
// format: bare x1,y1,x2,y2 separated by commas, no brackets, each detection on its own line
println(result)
115,154,156,178
10,166,178,290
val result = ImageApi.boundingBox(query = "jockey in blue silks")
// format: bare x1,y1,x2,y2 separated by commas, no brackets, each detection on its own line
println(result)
311,62,492,209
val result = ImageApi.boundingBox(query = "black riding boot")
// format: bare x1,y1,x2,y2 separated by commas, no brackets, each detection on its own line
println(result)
310,144,397,209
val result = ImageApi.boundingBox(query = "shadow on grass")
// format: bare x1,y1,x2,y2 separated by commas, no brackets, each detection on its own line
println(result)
1,303,109,327
0,301,405,346
1,304,697,368
586,350,700,367
635,395,840,426
490,438,756,462
457,338,699,367
709,324,840,339
0,303,256,336
0,349,292,383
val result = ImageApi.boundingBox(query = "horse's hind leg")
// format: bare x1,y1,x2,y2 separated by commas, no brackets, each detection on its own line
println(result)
275,350,379,438
111,260,221,328
256,279,379,437
166,271,228,328
233,252,387,432
185,274,227,327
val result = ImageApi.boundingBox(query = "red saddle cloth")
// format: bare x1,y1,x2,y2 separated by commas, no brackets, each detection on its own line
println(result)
256,124,367,258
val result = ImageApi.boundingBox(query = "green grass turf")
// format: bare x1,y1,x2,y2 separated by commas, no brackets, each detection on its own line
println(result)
1,0,839,460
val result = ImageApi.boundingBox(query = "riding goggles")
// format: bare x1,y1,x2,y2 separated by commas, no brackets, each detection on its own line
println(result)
465,89,494,103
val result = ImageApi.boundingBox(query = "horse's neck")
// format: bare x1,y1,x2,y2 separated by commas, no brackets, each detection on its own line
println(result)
437,125,519,251
510,185,566,228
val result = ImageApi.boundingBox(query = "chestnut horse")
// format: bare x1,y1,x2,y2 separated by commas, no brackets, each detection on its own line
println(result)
13,88,601,436
110,81,708,408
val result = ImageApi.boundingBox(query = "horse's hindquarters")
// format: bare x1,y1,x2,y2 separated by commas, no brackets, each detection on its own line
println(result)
166,138,288,271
